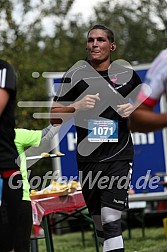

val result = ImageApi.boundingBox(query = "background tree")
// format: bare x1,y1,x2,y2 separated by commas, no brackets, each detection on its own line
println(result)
0,0,89,182
0,0,88,129
92,0,166,62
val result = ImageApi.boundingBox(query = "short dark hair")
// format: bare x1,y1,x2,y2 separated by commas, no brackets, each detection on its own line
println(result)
87,24,115,42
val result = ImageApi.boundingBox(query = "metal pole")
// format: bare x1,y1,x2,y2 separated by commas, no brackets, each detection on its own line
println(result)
45,75,64,178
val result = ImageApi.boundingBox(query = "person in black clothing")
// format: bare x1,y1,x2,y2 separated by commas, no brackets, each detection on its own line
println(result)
0,59,22,252
50,24,141,252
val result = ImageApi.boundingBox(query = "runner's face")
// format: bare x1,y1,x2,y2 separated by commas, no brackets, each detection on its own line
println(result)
87,29,113,63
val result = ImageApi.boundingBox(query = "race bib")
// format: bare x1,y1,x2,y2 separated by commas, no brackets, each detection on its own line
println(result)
88,119,118,142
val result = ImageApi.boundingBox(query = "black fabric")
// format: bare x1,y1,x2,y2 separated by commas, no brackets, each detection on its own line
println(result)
0,59,19,170
0,59,21,251
103,219,122,240
107,249,124,252
54,63,141,163
14,200,33,252
78,160,131,214
0,174,23,251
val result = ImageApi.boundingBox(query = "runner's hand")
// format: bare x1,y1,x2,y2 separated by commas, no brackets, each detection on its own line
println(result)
117,103,134,118
74,93,100,110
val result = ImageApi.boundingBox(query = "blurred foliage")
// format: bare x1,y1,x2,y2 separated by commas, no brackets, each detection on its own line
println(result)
92,0,167,62
0,0,88,130
0,0,166,177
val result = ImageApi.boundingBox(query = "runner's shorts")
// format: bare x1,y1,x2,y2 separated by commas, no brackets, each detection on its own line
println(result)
78,160,132,215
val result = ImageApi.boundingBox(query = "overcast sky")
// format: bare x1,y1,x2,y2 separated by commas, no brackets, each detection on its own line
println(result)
68,0,107,21
13,0,162,36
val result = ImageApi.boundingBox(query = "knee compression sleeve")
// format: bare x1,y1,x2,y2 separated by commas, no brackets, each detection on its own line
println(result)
101,207,124,252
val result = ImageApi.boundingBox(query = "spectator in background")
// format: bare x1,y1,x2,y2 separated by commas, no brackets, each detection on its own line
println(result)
14,125,60,252
129,49,167,133
0,59,23,251
129,49,167,213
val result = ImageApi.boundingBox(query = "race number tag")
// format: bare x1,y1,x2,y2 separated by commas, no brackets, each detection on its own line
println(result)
88,119,118,142
0,177,3,206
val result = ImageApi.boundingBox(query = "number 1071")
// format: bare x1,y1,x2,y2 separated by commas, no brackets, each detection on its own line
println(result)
92,126,113,136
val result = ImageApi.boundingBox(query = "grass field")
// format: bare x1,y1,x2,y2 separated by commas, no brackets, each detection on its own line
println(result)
37,227,167,252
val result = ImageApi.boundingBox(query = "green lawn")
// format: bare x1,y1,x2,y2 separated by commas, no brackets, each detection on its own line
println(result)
37,227,167,252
